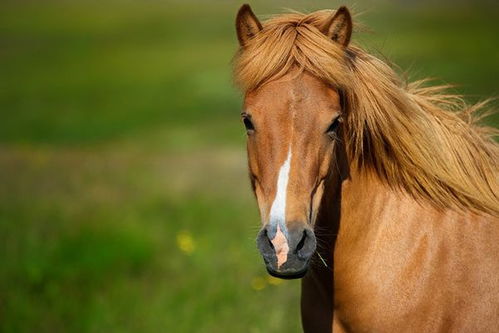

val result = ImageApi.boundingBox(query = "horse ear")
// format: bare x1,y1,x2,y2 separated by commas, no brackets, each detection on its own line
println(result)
236,4,262,46
320,6,352,46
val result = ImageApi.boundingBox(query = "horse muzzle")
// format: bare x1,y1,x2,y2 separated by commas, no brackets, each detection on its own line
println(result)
256,224,316,279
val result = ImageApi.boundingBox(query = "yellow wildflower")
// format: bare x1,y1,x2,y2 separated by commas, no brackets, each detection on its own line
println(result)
251,276,266,291
176,230,195,254
266,275,283,286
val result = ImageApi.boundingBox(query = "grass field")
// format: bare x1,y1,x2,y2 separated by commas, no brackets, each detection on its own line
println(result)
0,1,498,332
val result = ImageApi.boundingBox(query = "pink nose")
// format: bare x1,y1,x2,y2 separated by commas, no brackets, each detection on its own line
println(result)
271,224,289,269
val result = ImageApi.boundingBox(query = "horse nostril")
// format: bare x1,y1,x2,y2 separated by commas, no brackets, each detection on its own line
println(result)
267,236,274,250
257,228,276,255
295,230,307,253
262,229,274,250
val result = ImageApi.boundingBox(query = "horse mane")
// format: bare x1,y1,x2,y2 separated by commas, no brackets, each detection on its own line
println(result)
233,9,499,216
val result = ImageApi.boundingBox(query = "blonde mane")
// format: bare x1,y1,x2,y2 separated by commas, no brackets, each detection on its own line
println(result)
233,9,499,216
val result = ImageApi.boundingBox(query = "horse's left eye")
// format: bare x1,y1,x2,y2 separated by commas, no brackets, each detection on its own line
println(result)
242,116,255,132
326,116,341,136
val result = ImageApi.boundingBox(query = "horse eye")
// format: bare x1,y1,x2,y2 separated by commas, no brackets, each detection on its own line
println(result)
243,116,255,132
326,117,341,135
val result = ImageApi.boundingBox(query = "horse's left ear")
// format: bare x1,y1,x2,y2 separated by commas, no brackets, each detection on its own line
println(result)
236,4,262,46
320,6,352,46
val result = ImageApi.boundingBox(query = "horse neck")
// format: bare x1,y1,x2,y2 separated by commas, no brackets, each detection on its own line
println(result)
327,160,492,259
315,144,427,256
336,168,407,230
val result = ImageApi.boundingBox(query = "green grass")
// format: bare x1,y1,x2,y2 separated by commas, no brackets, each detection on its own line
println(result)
0,1,498,332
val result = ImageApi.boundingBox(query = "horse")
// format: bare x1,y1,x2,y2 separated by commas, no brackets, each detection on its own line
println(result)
232,4,499,332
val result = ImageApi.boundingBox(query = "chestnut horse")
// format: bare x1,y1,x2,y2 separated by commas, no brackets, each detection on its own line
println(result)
233,5,499,333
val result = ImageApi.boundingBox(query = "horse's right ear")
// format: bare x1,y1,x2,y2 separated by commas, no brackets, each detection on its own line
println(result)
320,6,352,46
236,4,262,46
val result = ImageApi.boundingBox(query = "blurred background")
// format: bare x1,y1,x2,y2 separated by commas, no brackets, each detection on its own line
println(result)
0,0,498,332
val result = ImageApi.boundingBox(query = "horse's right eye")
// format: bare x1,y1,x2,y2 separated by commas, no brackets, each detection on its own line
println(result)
326,116,341,137
326,117,340,134
243,116,255,132
326,116,342,139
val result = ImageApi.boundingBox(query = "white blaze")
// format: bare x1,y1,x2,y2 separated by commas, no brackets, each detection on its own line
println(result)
269,149,292,268
269,149,292,224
